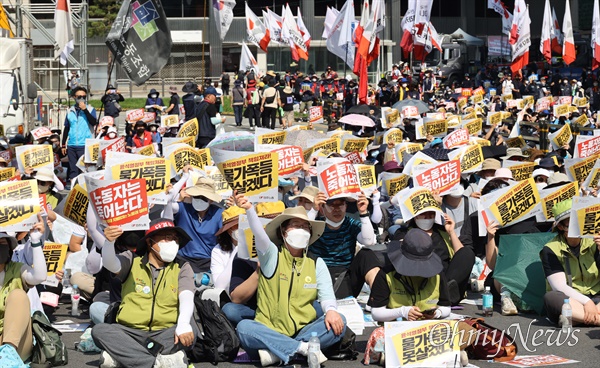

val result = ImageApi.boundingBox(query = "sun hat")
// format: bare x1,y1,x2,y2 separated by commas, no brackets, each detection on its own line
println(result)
33,166,54,182
283,86,293,94
494,168,514,181
147,88,159,98
481,158,501,171
185,177,222,203
182,81,197,93
537,157,559,170
387,228,443,278
138,218,191,253
532,168,551,179
383,161,402,172
256,201,285,219
546,173,570,189
501,147,528,160
552,199,572,227
264,207,325,246
289,186,320,203
215,206,245,236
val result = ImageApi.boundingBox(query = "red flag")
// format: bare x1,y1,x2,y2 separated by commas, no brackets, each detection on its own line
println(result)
562,0,576,65
540,0,552,63
510,0,531,75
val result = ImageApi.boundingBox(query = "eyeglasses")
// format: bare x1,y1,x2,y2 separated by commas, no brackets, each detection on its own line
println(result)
75,94,87,99
535,177,547,183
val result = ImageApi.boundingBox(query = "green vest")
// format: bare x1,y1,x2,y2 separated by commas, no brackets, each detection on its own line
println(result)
117,257,180,331
0,262,25,335
544,235,600,295
255,248,318,336
385,271,441,312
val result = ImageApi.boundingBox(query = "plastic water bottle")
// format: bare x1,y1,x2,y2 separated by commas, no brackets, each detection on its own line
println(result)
308,332,320,368
562,298,572,333
62,268,71,288
482,286,493,317
71,284,80,317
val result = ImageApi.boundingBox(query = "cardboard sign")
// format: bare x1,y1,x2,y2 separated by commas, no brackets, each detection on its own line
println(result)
565,155,598,182
266,145,304,178
537,182,579,221
480,178,541,229
379,172,409,197
0,180,40,232
87,177,150,230
383,128,403,144
165,143,211,176
16,145,53,172
309,105,324,125
43,243,68,276
177,118,199,138
354,164,376,196
549,124,573,150
126,108,145,122
503,160,535,181
203,166,232,200
395,187,442,222
447,144,484,174
256,128,287,145
385,321,459,368
161,114,180,127
212,149,278,202
442,128,470,149
487,111,503,126
317,158,361,200
575,135,600,158
0,168,15,182
31,127,53,141
341,137,369,154
58,183,89,227
413,160,461,196
553,104,570,117
568,196,600,238
106,154,170,205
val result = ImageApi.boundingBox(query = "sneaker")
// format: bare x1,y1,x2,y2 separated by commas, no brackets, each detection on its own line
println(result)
259,349,282,367
317,350,328,365
154,350,187,368
99,351,123,368
501,296,518,316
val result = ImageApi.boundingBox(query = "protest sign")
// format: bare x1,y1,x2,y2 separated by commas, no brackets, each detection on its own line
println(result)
317,158,361,200
401,106,419,119
43,242,68,276
460,118,482,136
426,112,446,120
162,136,195,149
522,95,534,105
260,144,304,178
16,145,53,172
536,182,579,222
256,128,287,145
574,135,600,158
327,130,352,139
502,160,535,181
106,153,170,205
471,94,483,104
470,137,491,146
402,151,437,176
176,118,198,138
379,172,409,197
394,142,423,162
557,96,572,105
126,108,145,122
99,116,115,128
85,139,100,164
574,113,589,126
309,105,323,125
568,196,600,238
502,355,579,367
0,150,12,163
354,164,376,196
501,93,513,101
574,97,589,108
202,166,232,200
212,148,278,202
384,321,459,368
383,128,403,144
385,109,400,128
474,86,485,96
161,115,179,128
413,160,462,196
462,111,476,120
504,136,527,149
304,138,340,162
236,214,271,260
416,118,447,139
535,96,552,112
142,112,156,123
0,168,15,182
445,115,461,128
447,144,484,174
133,144,157,156
165,143,211,176
457,97,467,110
480,178,541,230
487,111,503,126
442,128,470,149
549,124,573,150
87,177,150,230
56,183,89,227
553,103,570,117
582,160,600,190
341,137,369,154
344,151,363,164
565,155,598,182
31,127,53,141
395,187,442,222
98,137,126,166
0,180,40,232
506,99,519,109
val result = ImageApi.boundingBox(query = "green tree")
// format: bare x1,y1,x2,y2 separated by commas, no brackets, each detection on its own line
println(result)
88,0,121,37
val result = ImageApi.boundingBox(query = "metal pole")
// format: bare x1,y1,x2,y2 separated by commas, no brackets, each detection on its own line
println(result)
15,0,22,37
202,0,207,82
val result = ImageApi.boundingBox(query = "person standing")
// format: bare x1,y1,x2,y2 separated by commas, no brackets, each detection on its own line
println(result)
245,79,259,130
100,85,124,119
214,82,224,113
181,81,198,122
422,70,435,102
165,86,180,118
232,80,246,127
278,85,295,129
261,80,279,129
145,89,164,125
195,87,224,148
221,71,231,95
61,86,97,180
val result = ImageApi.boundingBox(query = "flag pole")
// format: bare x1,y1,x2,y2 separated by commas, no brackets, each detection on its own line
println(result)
202,0,207,82
58,59,61,130
344,42,348,79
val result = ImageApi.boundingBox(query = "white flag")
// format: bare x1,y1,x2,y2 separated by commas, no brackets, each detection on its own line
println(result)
282,4,308,61
540,0,552,62
213,0,236,41
240,42,259,76
297,7,311,49
323,7,340,39
54,0,74,65
326,0,355,70
246,3,270,52
563,0,576,65
266,8,283,44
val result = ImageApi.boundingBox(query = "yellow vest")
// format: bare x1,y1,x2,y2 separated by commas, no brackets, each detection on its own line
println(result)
255,248,318,336
385,271,441,312
117,257,181,331
0,262,25,335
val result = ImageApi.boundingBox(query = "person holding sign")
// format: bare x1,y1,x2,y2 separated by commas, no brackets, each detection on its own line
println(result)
62,86,97,180
211,205,245,290
0,219,48,362
233,192,346,367
540,199,600,327
92,219,196,368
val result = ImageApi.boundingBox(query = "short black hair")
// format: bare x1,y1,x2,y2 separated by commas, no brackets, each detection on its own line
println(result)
71,86,88,97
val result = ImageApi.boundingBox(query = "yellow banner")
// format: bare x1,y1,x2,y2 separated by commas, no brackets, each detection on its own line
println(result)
258,130,287,145
575,97,589,107
110,158,171,200
218,152,278,197
168,146,211,173
552,124,572,148
568,155,598,182
177,118,199,138
42,243,68,276
384,174,409,197
505,136,526,149
404,188,441,217
457,98,466,109
501,93,513,101
508,162,535,181
342,138,369,153
0,180,40,229
0,168,15,182
62,184,89,227
18,145,53,170
541,182,578,220
490,178,539,226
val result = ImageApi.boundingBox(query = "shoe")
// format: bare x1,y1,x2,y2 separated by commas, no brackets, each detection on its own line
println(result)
447,279,461,305
259,349,282,367
460,350,469,367
317,350,328,365
154,350,187,368
501,296,518,316
100,351,123,368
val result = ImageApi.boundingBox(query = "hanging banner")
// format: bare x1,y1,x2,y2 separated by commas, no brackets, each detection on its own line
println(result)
309,105,323,125
354,164,376,196
86,177,150,230
568,196,600,238
56,183,89,227
212,148,278,202
565,155,598,182
574,135,600,158
447,144,484,174
502,160,535,181
480,178,541,230
16,145,53,172
0,180,40,232
413,160,462,196
536,182,579,222
317,158,361,200
256,128,287,145
0,168,15,182
164,143,211,176
379,172,410,197
549,123,573,150
177,118,198,138
442,128,470,149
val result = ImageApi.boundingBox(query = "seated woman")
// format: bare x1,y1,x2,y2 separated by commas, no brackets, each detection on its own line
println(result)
0,219,48,363
233,191,346,367
210,206,245,290
370,228,451,321
541,199,600,326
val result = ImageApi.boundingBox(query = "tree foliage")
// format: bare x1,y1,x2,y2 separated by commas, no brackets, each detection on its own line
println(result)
88,0,121,37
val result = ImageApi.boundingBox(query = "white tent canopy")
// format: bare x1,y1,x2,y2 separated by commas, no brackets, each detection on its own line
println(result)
450,28,484,47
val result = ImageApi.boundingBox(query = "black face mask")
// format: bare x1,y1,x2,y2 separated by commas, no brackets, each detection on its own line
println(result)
0,246,10,264
136,128,145,134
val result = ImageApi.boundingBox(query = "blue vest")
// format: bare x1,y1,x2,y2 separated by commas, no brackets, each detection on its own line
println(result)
66,106,96,147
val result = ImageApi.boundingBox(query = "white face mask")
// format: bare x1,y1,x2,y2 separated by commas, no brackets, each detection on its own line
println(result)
536,182,548,191
402,84,408,88
192,197,210,212
284,228,311,250
38,184,50,193
415,217,435,231
154,240,178,263
325,217,345,228
230,229,239,243
108,133,117,139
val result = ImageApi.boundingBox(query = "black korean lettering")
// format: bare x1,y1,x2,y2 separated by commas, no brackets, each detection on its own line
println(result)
402,336,417,365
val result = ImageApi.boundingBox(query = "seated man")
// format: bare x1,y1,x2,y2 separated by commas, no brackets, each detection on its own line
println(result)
233,191,346,367
540,199,600,326
221,258,259,326
92,218,197,368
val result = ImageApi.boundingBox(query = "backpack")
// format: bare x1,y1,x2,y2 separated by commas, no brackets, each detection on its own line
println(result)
463,318,517,362
30,311,68,367
187,291,240,364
